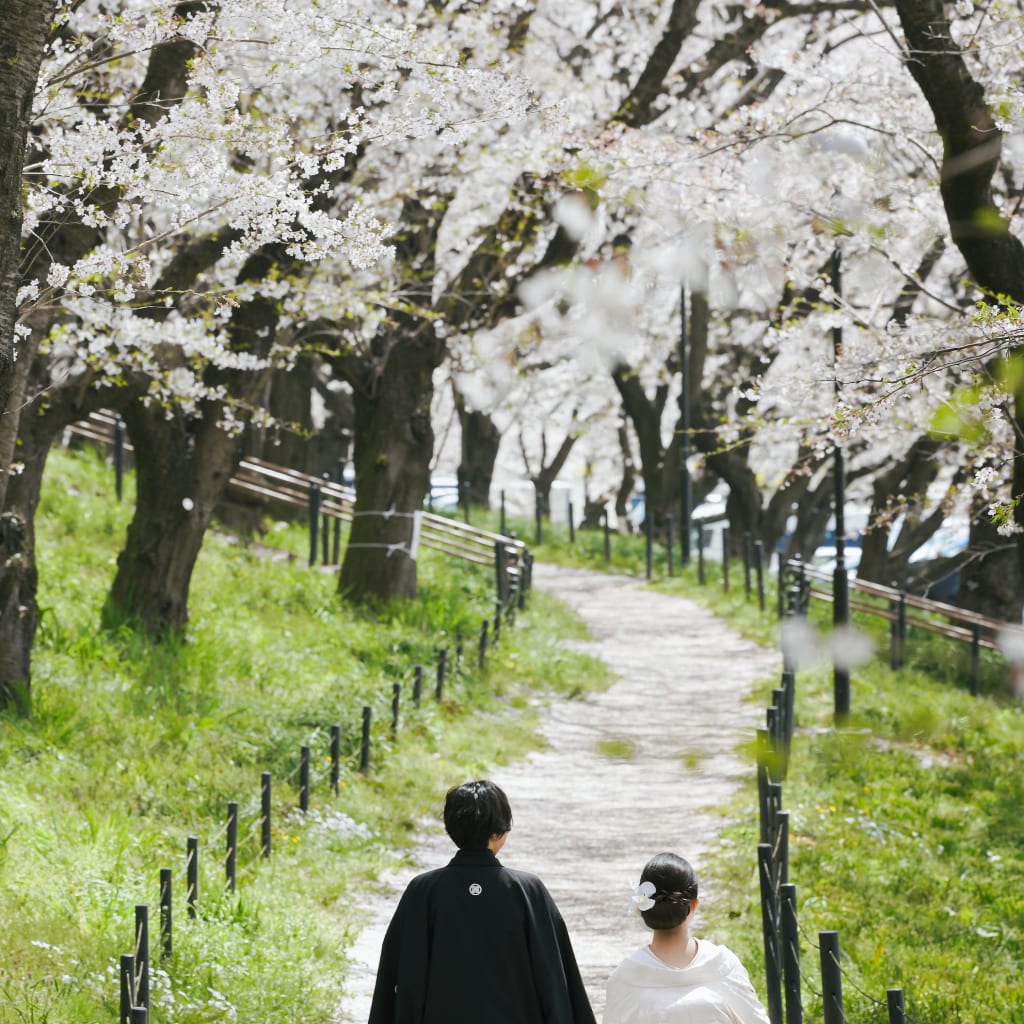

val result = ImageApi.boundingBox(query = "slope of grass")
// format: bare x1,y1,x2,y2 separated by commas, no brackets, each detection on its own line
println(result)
0,447,611,1024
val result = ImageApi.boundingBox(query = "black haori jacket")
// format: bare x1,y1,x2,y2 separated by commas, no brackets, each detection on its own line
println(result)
367,848,596,1024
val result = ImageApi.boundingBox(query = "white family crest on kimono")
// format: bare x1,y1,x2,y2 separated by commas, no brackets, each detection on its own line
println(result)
603,938,771,1024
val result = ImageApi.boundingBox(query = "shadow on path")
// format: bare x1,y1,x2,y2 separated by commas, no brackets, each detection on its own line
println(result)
336,562,780,1022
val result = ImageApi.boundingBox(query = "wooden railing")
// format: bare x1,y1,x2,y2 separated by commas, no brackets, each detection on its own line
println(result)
66,411,527,586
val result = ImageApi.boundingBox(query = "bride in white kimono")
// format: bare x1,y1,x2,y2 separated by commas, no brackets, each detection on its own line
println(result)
603,853,770,1024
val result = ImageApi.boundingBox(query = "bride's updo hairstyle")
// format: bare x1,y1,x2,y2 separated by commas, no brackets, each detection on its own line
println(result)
639,852,699,931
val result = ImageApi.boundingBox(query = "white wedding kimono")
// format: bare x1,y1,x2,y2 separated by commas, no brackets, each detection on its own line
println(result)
603,939,771,1024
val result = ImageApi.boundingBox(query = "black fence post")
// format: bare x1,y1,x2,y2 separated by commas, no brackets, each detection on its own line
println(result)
603,507,611,564
757,844,783,1024
493,600,502,645
534,492,543,546
435,648,447,700
721,526,730,593
308,483,321,567
478,619,489,670
743,531,753,599
225,802,238,892
780,883,801,1024
777,809,790,886
756,729,771,844
568,500,575,544
970,623,981,697
462,481,471,524
261,772,272,858
819,931,844,1024
134,905,149,1024
330,726,340,797
321,475,330,563
755,539,766,612
391,681,401,740
359,707,371,774
159,869,172,960
890,591,906,669
456,629,464,668
495,542,509,607
299,745,310,812
645,514,653,581
413,665,423,706
886,989,906,1024
697,522,706,585
131,1008,148,1024
331,472,342,564
186,836,198,919
114,417,125,501
120,953,136,1024
665,514,674,578
833,562,851,724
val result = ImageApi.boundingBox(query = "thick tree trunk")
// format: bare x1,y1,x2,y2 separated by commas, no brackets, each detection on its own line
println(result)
266,357,316,472
105,403,241,633
455,393,500,508
0,365,143,710
0,0,56,503
894,0,1024,618
338,329,439,603
0,511,34,713
954,514,1021,619
613,368,669,529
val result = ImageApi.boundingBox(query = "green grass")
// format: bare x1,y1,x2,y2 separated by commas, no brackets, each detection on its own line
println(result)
0,448,612,1024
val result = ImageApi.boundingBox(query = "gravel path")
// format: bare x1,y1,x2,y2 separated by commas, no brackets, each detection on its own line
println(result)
336,562,780,1023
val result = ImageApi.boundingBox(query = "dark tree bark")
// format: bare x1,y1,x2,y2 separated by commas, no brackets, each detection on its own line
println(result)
0,0,56,712
893,0,1024,617
611,365,674,530
454,387,500,508
858,436,944,585
338,325,441,601
0,0,55,439
614,422,637,526
519,420,578,522
266,358,317,473
104,401,243,631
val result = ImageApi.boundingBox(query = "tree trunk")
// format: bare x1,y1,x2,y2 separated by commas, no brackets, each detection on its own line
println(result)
613,367,669,529
953,513,1021,619
266,357,316,472
0,511,34,713
338,328,439,603
893,0,1024,618
614,422,637,525
455,392,500,508
0,364,145,710
0,0,57,504
105,403,241,633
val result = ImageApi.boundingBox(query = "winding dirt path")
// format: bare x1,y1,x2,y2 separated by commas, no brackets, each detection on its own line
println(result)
336,563,779,1022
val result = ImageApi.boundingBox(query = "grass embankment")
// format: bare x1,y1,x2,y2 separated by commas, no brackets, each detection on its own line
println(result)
523,519,1023,1024
0,448,611,1024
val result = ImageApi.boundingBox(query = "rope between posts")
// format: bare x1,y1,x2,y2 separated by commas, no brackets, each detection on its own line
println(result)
351,509,417,519
822,945,896,1013
343,542,412,558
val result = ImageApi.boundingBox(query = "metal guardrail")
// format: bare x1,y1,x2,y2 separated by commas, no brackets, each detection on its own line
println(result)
66,411,526,580
786,557,1021,652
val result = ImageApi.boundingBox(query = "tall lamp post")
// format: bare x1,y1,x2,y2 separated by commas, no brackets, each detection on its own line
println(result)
679,286,693,567
831,249,850,722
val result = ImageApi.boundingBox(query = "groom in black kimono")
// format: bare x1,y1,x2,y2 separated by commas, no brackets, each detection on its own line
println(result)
367,779,596,1024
